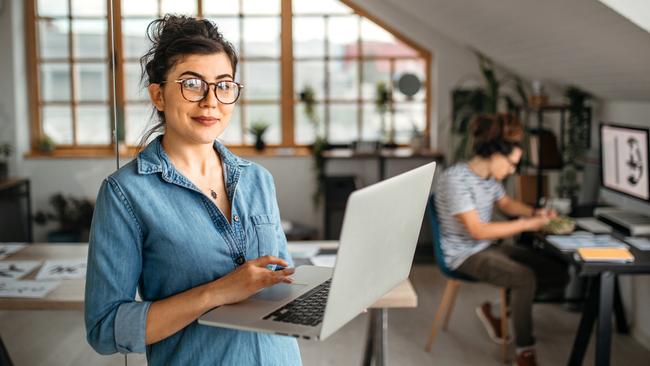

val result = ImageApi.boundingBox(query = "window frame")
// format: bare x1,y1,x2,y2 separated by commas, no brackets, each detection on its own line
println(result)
25,0,432,157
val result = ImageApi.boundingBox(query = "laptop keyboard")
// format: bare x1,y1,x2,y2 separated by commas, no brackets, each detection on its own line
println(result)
263,279,331,327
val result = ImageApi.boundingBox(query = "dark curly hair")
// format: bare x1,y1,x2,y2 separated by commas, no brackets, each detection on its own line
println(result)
470,113,523,158
138,15,238,148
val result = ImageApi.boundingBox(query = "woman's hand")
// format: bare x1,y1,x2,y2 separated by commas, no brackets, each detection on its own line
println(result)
209,256,295,306
534,207,558,219
522,216,551,231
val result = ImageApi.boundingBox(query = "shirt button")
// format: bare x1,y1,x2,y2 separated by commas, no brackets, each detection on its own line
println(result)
233,215,240,222
236,256,245,265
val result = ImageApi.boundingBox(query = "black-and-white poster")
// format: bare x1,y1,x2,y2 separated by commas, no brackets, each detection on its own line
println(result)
601,125,649,201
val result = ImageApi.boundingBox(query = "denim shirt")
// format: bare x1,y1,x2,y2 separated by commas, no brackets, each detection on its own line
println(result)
84,136,301,365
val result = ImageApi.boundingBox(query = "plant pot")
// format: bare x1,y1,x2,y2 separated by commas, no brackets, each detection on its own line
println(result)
255,137,266,151
47,230,82,243
0,161,7,180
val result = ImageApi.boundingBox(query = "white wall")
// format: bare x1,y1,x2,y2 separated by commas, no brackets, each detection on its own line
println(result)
598,100,650,350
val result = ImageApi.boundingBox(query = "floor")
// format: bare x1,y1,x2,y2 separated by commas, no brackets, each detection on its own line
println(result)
1,264,649,365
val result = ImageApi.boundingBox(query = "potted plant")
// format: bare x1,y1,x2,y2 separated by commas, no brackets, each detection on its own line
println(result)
248,120,270,151
0,143,12,180
299,85,328,207
37,133,55,153
556,86,592,206
375,81,392,144
33,193,95,242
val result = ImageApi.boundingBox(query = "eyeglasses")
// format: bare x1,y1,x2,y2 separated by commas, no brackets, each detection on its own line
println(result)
161,78,244,104
505,155,520,171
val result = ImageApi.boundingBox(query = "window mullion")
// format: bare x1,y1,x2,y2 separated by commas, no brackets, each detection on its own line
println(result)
280,0,294,146
67,0,78,146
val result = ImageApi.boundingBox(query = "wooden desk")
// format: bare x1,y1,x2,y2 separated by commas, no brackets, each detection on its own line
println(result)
535,234,650,366
1,242,417,366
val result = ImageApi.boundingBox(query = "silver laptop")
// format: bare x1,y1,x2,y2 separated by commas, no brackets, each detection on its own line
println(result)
199,162,436,341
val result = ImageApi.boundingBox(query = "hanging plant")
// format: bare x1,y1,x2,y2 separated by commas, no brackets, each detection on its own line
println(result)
299,85,328,207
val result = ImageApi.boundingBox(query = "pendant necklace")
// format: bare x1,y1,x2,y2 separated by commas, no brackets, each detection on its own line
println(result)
210,189,218,200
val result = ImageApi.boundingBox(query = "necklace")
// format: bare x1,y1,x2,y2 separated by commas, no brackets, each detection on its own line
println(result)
210,189,218,200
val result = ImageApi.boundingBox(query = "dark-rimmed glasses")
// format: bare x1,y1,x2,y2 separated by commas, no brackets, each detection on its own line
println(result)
161,78,243,104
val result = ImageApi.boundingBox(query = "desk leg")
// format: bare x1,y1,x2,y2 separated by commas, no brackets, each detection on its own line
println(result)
568,276,599,366
0,335,14,366
596,272,615,366
613,277,629,334
362,309,388,366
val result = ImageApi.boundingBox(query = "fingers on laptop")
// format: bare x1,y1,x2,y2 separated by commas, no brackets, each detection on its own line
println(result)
254,255,289,269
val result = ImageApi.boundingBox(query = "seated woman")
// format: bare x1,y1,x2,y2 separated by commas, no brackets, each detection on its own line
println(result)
435,114,568,366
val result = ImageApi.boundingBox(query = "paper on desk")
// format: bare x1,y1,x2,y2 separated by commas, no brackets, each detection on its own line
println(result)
35,259,87,280
0,279,60,298
0,261,41,279
310,254,337,268
625,237,650,251
287,244,320,259
0,243,27,260
546,234,627,251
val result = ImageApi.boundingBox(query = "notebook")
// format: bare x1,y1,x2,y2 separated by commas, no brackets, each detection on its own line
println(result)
577,247,635,263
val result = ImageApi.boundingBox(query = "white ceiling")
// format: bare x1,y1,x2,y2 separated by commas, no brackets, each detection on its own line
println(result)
384,0,650,101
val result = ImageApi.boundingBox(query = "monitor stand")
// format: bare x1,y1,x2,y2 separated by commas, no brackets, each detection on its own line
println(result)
594,207,650,236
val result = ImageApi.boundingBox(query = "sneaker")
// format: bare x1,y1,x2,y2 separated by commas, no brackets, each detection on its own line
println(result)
475,302,509,344
513,349,537,366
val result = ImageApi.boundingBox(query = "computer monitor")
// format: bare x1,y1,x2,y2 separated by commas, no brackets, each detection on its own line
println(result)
600,123,650,211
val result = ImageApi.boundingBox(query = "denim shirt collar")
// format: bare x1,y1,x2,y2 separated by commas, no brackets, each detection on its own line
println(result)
136,136,251,183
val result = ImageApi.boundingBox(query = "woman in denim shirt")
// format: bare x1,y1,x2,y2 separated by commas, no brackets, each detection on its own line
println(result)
84,15,301,365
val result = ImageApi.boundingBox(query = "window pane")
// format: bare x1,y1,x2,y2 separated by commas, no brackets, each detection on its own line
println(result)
242,61,280,100
42,105,73,144
39,19,69,59
123,19,155,59
362,60,391,100
77,105,111,144
242,0,280,15
361,19,418,57
293,17,325,58
207,17,240,54
125,103,153,145
218,106,242,144
328,16,358,58
125,62,147,101
71,0,106,17
73,20,107,59
329,103,358,143
122,0,158,16
293,0,351,15
161,0,197,15
295,61,325,101
38,0,68,17
362,102,387,141
242,17,280,58
76,63,108,101
244,104,281,145
40,63,71,102
295,103,325,145
393,102,426,144
204,0,239,15
329,60,358,100
394,59,426,102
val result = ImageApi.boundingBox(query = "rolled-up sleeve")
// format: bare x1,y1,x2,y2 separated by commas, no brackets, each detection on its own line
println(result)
85,178,151,354
269,174,294,268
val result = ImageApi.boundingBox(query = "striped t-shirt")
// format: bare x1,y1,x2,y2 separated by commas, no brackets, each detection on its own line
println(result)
435,163,506,270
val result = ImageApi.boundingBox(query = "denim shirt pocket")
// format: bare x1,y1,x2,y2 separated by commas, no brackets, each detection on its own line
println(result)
250,214,279,258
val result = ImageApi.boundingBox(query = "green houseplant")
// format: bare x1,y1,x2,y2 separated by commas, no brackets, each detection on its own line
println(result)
248,120,270,151
299,85,328,207
451,53,528,162
375,81,392,144
33,193,95,242
0,143,12,180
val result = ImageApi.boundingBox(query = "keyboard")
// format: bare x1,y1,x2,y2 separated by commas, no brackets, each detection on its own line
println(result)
263,279,331,327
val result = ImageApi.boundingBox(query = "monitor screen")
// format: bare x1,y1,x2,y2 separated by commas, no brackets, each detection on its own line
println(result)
600,123,650,202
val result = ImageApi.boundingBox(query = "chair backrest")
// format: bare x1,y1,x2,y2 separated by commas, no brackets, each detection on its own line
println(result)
427,195,475,281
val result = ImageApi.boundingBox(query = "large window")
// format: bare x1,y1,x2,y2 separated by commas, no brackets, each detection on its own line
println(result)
27,0,431,155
